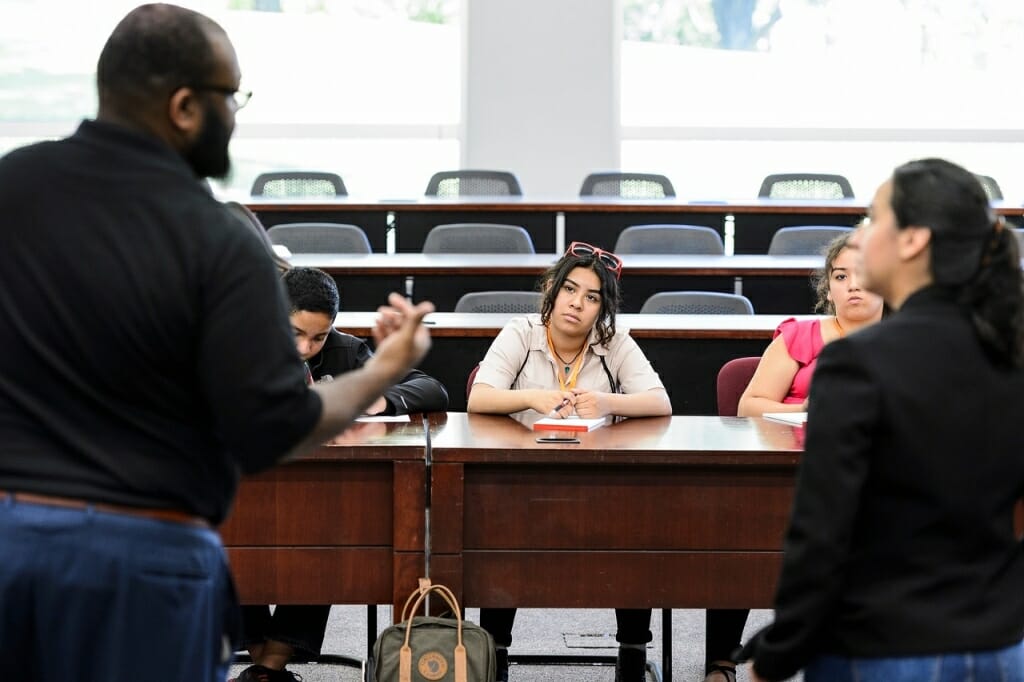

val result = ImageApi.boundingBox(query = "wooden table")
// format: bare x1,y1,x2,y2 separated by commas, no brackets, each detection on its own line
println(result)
248,196,1023,254
427,413,802,610
221,413,803,611
334,312,805,414
290,252,823,314
220,418,430,608
428,413,803,681
220,413,803,681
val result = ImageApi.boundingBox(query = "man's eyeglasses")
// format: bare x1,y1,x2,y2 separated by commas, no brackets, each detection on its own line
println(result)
191,85,252,110
566,241,623,279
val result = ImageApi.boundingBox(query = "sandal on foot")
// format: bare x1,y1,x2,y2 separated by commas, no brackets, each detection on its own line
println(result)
705,663,736,682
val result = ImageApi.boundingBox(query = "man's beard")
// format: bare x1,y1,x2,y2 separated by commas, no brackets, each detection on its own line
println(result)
184,104,232,179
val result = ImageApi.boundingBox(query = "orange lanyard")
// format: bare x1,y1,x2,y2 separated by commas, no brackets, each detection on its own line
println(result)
546,327,587,391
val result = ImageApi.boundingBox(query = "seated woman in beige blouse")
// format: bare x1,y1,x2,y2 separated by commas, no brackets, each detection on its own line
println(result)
468,241,671,682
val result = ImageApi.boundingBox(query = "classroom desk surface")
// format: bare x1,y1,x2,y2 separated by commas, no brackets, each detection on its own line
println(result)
290,253,823,314
427,413,803,610
246,195,1021,215
335,311,805,339
289,252,823,275
247,196,1023,254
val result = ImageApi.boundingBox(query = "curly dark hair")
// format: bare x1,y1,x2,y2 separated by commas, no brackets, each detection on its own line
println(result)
538,251,623,347
811,231,857,314
282,267,340,318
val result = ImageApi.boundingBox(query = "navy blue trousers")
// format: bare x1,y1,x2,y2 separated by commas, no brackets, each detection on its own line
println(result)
0,497,239,682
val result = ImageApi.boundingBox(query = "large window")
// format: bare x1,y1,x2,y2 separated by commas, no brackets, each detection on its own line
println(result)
0,0,461,198
621,0,1024,200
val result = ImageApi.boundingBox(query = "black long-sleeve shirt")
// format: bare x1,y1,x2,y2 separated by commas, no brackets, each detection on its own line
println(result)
307,329,448,415
741,285,1024,680
0,120,321,524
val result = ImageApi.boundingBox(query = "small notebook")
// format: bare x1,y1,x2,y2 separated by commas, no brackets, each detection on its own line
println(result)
763,412,808,426
533,416,608,432
356,414,411,423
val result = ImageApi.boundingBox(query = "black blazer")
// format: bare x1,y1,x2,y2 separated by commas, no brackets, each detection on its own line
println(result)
742,285,1024,681
307,329,449,415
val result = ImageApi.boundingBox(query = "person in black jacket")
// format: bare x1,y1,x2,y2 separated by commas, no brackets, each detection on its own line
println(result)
739,158,1024,682
235,266,448,682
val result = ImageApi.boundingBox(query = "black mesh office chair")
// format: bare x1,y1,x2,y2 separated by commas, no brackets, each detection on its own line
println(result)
767,226,852,256
614,224,724,255
266,223,372,254
975,174,1004,201
758,173,854,199
640,291,754,315
422,223,535,254
579,172,675,199
454,291,543,314
425,170,523,198
251,171,347,198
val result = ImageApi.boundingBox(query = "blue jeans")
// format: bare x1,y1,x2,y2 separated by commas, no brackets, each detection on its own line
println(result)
0,496,239,682
805,641,1024,682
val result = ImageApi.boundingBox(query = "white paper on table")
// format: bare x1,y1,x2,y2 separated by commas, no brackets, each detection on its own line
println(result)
356,414,412,423
762,412,808,426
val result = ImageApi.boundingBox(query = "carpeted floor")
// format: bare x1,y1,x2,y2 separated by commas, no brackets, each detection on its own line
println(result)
228,607,803,681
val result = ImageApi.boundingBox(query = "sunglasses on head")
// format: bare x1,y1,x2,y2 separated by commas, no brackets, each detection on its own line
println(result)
565,241,623,279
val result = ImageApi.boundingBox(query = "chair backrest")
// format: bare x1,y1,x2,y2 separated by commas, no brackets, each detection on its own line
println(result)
614,224,724,255
251,171,347,198
266,223,372,254
975,174,1004,201
716,357,761,416
639,291,754,315
466,363,482,402
223,201,292,273
455,291,543,314
422,223,535,254
580,172,675,199
758,173,854,199
425,170,523,198
767,225,852,256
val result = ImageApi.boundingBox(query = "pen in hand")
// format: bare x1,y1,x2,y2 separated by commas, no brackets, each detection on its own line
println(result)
548,398,571,418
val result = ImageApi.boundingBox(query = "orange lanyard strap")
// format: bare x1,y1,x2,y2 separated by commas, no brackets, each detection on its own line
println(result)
546,327,588,392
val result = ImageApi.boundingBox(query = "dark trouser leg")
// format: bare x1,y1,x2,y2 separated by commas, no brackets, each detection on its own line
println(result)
264,605,333,661
615,608,653,644
239,605,273,651
705,609,749,666
479,607,517,647
615,609,651,682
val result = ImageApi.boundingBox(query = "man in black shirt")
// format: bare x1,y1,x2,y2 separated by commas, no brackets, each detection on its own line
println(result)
236,267,448,681
0,5,431,682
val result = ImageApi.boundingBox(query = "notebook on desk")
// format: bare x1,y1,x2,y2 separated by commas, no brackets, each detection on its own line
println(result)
533,416,609,432
763,412,807,426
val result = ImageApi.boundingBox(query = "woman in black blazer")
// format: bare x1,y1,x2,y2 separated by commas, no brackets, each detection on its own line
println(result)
740,158,1024,682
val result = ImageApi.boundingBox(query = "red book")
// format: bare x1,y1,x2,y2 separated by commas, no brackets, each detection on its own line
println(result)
532,416,608,432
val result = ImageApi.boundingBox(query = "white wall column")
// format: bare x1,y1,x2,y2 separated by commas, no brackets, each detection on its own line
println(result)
462,0,620,197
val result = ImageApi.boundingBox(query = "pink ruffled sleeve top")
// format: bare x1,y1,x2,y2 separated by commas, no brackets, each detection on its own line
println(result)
774,317,825,404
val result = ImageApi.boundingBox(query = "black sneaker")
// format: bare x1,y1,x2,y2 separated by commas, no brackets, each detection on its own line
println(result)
495,648,509,682
614,648,647,682
234,664,303,682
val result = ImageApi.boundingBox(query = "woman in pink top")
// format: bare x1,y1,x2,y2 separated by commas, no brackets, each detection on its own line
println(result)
704,230,884,682
738,230,885,416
